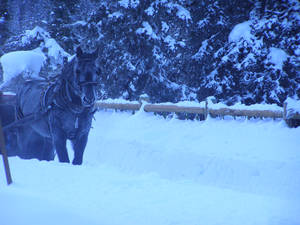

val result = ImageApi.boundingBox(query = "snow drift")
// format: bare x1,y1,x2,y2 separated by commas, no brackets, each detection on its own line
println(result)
1,111,300,225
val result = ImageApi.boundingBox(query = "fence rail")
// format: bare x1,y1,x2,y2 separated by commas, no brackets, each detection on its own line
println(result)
1,92,299,121
96,102,141,111
95,99,300,121
208,108,283,119
144,104,207,115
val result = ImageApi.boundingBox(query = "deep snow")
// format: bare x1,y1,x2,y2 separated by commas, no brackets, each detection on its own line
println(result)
1,110,300,225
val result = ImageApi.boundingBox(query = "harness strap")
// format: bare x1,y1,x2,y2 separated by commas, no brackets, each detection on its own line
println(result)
40,78,60,112
65,81,73,102
53,79,85,114
3,111,47,132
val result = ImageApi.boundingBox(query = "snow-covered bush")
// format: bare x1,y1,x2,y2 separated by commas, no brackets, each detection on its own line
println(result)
0,26,70,91
203,0,300,106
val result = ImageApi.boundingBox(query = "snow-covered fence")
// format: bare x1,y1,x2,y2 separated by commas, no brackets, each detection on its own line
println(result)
1,92,299,124
95,97,300,122
96,102,141,112
208,107,283,119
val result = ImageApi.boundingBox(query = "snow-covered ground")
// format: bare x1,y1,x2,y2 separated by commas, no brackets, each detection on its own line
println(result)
1,110,300,225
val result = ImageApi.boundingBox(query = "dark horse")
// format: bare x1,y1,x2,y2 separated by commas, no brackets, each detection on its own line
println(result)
15,47,99,165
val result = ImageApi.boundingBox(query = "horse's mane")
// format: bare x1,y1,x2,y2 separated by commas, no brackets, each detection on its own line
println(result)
61,57,76,79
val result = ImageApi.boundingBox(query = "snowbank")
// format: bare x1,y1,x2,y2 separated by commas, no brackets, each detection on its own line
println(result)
87,112,300,195
1,111,300,225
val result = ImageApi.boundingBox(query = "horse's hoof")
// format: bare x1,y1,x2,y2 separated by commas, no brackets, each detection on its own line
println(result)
59,158,70,163
72,159,82,165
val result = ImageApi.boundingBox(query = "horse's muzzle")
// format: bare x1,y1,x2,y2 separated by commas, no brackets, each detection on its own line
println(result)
82,96,95,106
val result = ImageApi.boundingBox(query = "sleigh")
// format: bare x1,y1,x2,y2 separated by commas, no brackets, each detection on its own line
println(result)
0,91,16,127
0,91,14,185
0,91,19,157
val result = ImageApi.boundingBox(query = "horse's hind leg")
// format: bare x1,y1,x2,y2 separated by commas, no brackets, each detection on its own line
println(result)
17,126,38,159
71,133,88,165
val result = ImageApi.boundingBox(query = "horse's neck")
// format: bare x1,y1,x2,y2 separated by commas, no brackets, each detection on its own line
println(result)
53,79,86,114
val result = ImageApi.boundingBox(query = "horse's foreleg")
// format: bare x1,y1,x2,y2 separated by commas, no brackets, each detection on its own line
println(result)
71,133,88,165
41,137,55,161
48,112,70,163
51,131,69,163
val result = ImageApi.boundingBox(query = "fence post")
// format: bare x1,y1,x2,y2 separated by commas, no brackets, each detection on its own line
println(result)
204,99,208,120
283,102,287,121
0,118,13,185
139,94,150,112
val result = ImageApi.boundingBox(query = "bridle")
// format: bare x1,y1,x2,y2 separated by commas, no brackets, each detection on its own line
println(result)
63,76,98,96
78,81,99,86
61,69,98,109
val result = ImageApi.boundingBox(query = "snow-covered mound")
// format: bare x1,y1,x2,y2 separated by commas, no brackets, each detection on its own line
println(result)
21,26,71,67
0,49,45,86
285,97,300,119
1,111,299,225
0,26,70,89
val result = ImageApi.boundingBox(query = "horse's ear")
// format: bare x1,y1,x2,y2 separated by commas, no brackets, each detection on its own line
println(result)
76,46,83,57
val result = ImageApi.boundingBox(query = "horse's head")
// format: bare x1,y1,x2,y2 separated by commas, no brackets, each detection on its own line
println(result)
71,47,99,107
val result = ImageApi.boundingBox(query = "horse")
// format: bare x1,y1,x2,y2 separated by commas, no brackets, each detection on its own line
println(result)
16,47,99,165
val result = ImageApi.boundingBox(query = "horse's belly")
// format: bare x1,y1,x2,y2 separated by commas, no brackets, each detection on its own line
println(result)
58,111,92,140
31,119,51,138
62,115,82,140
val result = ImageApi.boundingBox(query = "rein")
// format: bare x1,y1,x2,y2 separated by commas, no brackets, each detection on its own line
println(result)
3,111,47,132
62,77,97,100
